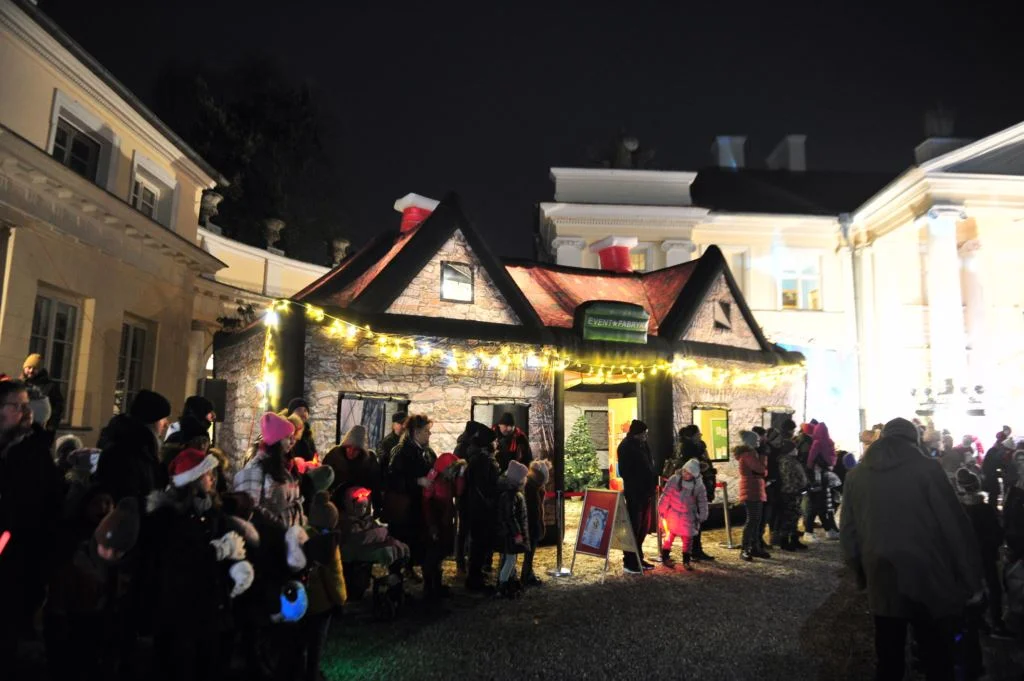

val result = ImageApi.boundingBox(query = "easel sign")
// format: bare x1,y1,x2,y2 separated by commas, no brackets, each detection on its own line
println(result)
570,489,641,576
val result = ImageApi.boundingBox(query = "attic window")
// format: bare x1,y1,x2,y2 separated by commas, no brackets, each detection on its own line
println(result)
440,261,474,303
713,301,732,330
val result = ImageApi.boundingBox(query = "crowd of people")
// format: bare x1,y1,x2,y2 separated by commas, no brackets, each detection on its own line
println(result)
5,345,1024,680
0,356,546,680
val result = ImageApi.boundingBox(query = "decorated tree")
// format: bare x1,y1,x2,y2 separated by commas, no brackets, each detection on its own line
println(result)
565,416,603,491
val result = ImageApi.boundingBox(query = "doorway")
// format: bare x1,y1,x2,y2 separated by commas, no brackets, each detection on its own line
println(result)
471,398,530,434
563,383,637,490
336,392,409,452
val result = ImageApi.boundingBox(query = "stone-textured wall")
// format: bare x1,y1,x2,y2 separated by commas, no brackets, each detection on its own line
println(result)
385,229,521,325
304,327,553,458
215,327,266,471
672,356,805,495
682,274,761,350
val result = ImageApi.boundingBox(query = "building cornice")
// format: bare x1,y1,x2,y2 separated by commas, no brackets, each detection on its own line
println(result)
0,125,224,274
540,201,710,222
0,0,223,188
550,167,698,185
198,227,330,277
918,121,1024,173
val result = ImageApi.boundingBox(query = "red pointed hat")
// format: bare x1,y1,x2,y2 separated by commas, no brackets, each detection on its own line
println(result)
169,448,219,487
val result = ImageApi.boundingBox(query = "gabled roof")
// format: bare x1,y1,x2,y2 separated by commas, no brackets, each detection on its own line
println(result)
297,193,546,329
691,167,895,216
504,260,698,335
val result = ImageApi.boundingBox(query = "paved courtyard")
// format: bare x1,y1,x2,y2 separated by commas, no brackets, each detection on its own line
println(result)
322,501,1024,680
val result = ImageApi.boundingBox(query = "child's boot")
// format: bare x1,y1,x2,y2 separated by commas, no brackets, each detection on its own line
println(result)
661,547,675,568
682,552,694,571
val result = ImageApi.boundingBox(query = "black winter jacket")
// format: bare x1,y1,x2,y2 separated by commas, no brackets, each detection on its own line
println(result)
95,415,165,503
617,435,657,497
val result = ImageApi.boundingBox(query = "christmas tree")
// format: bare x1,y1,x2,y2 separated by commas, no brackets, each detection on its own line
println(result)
565,415,603,491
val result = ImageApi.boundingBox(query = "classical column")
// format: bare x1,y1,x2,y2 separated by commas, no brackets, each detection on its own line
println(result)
660,239,696,267
959,239,988,394
923,205,969,395
550,237,586,267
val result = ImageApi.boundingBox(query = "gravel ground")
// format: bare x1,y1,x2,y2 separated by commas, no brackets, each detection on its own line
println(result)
325,500,1024,681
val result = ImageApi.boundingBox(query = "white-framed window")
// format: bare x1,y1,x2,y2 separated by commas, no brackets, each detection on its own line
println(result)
46,90,119,190
630,243,656,272
114,317,153,415
130,178,159,219
29,289,80,422
51,118,101,181
440,261,474,303
778,251,822,310
129,152,178,228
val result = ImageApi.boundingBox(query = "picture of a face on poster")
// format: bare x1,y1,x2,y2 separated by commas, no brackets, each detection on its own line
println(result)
580,506,609,549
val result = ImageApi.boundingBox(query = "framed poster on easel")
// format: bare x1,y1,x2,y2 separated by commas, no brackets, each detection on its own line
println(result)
570,488,641,577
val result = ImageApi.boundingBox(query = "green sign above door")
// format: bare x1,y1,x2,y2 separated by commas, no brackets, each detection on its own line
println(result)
575,301,650,344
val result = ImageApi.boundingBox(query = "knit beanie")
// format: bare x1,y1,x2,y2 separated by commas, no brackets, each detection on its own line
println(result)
341,424,368,450
309,491,339,530
498,412,515,427
506,460,529,488
529,459,551,485
287,397,309,414
682,458,702,479
23,353,42,370
739,430,759,449
392,411,407,425
260,411,295,446
94,497,140,553
129,390,172,424
183,395,215,419
628,419,648,436
882,417,921,444
956,468,981,494
170,415,211,444
305,464,335,492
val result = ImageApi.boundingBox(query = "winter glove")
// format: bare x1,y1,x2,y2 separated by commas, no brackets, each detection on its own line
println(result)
210,531,246,562
285,525,309,571
229,560,255,598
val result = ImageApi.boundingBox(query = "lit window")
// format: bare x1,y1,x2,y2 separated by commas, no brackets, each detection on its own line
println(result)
29,291,80,423
440,262,474,302
692,407,730,461
629,250,647,272
131,179,159,218
779,253,822,310
51,118,100,181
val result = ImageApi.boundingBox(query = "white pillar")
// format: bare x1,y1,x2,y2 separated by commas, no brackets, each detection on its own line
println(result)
551,237,586,267
660,239,696,267
853,244,878,427
959,239,988,394
923,205,969,395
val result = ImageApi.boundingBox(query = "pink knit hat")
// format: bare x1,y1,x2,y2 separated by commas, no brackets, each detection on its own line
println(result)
261,411,295,446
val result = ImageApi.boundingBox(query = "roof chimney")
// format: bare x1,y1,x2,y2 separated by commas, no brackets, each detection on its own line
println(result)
711,135,746,169
589,236,638,273
393,193,439,233
766,134,806,171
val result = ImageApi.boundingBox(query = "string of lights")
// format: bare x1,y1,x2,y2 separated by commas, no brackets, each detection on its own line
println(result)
256,300,804,399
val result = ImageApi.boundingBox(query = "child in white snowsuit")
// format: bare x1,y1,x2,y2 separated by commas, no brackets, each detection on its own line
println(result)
658,459,708,570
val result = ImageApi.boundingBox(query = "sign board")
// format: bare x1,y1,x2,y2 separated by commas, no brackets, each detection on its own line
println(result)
575,301,650,344
710,418,729,460
570,489,640,575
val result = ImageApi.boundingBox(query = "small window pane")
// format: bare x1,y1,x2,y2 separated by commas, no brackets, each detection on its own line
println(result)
440,262,473,302
630,251,647,272
803,281,821,310
781,280,799,309
53,119,99,182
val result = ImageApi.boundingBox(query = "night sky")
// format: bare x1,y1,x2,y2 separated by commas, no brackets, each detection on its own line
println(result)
39,0,1024,260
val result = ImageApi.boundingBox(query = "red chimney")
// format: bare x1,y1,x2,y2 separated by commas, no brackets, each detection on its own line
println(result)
589,236,638,273
393,193,440,233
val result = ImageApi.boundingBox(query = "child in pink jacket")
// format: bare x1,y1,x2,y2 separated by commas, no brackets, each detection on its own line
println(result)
658,458,708,570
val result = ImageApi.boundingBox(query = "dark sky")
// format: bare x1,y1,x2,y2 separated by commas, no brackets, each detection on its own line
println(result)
40,0,1024,260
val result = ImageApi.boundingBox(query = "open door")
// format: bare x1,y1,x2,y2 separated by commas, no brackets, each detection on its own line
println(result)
606,396,638,491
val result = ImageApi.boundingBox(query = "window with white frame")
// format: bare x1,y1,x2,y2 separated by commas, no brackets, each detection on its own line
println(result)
29,290,80,422
51,118,101,182
440,261,474,302
779,251,822,310
114,318,152,415
129,153,177,228
47,91,118,190
630,243,655,272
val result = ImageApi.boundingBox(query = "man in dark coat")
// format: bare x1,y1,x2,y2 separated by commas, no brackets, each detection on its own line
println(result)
617,420,657,573
376,411,406,508
0,380,63,671
841,417,983,681
385,415,436,570
164,394,215,443
494,412,531,471
460,421,500,591
95,389,172,504
286,397,318,463
21,353,65,431
982,437,1013,510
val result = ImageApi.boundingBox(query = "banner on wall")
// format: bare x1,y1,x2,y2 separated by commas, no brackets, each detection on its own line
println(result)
575,301,650,344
